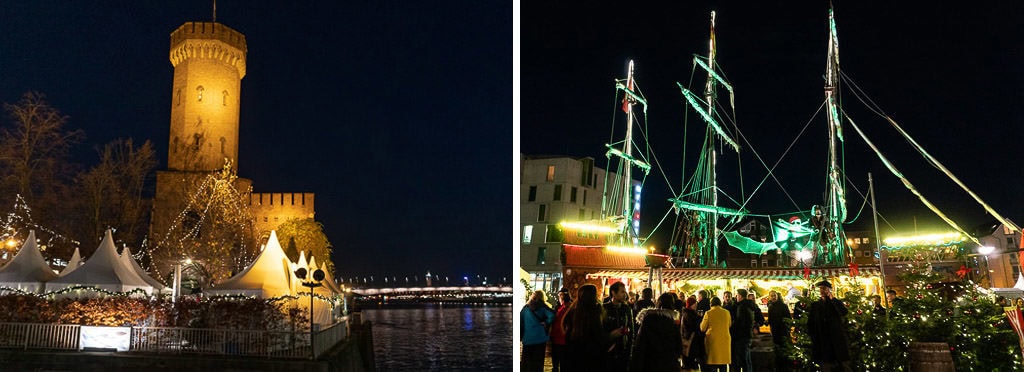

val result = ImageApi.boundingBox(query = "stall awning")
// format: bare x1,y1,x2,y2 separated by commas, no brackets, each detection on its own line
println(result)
586,266,881,281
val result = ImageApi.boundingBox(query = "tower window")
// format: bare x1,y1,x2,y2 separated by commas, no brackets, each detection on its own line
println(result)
528,186,537,202
220,137,226,154
538,205,547,222
546,165,555,181
192,133,202,150
553,185,562,201
222,90,229,106
176,88,182,106
571,186,577,203
196,85,204,102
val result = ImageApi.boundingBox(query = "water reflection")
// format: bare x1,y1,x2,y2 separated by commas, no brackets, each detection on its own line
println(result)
362,304,512,371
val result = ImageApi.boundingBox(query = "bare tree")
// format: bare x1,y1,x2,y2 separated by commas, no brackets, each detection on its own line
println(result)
0,92,83,261
74,138,157,249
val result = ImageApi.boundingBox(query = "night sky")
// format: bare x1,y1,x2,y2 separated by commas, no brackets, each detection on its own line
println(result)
0,2,511,283
521,2,1024,249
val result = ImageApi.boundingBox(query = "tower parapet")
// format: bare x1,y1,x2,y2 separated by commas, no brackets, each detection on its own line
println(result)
170,22,247,78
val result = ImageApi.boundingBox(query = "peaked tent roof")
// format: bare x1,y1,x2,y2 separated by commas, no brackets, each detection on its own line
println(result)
121,247,166,290
308,256,343,295
59,248,83,277
207,230,293,298
47,230,153,294
0,230,57,291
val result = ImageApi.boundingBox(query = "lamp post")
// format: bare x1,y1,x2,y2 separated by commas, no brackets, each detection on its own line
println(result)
979,246,996,287
295,267,325,359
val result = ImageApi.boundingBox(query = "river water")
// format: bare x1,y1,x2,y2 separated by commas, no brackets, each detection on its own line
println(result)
360,304,512,371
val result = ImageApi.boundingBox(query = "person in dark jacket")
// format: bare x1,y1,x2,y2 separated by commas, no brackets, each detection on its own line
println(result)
696,289,712,317
729,288,762,371
767,290,792,371
603,282,634,371
629,293,682,372
807,280,852,372
634,287,655,314
564,284,621,372
680,296,704,372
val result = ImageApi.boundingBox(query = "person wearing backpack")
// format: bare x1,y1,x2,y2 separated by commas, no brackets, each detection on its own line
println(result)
521,290,555,372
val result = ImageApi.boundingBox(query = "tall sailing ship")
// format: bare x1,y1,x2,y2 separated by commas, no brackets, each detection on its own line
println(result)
558,6,1020,295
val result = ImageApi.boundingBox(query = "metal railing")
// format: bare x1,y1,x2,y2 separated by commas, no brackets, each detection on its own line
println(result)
313,316,348,357
0,318,350,359
0,323,81,350
130,327,310,358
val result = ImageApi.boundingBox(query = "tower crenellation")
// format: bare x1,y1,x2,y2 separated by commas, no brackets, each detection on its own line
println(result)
169,22,247,78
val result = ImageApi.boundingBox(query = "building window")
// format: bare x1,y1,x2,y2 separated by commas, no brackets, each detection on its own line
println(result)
580,158,594,187
583,190,587,206
553,185,562,201
222,90,229,106
1008,237,1015,247
579,209,586,220
538,205,547,222
571,187,577,203
863,238,870,244
528,186,537,202
537,247,547,265
547,165,555,181
176,88,182,106
196,85,204,102
523,226,533,244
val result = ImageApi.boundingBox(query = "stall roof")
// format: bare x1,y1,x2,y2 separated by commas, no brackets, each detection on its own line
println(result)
586,266,881,281
563,245,647,268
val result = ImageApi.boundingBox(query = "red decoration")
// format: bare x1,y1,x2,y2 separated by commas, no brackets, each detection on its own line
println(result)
848,262,859,276
955,265,970,278
803,266,811,280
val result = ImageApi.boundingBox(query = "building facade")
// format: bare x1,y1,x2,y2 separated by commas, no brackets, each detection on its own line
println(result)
977,221,1022,288
520,155,639,293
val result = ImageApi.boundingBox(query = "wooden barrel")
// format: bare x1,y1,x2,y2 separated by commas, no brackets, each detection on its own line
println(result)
909,342,955,372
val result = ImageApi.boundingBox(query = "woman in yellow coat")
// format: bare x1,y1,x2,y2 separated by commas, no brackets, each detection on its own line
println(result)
699,296,732,371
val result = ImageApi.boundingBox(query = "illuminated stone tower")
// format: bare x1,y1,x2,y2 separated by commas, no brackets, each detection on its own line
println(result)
167,22,246,172
150,22,253,275
149,20,316,281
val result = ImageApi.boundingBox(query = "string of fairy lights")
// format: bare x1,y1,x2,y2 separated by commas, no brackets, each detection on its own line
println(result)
0,195,81,259
142,161,258,284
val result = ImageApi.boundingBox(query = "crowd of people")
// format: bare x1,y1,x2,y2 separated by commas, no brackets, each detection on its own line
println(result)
521,279,865,372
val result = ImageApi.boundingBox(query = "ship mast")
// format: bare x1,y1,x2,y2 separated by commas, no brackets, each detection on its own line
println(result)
704,11,720,265
671,11,742,268
822,7,848,265
603,60,651,247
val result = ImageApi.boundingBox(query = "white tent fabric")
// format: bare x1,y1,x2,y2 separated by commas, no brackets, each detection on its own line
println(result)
120,247,167,292
59,248,83,277
1015,273,1024,291
206,230,294,298
308,256,343,296
0,230,57,293
46,230,153,295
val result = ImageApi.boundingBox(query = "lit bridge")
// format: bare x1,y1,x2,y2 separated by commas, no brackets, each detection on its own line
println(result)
351,286,512,306
352,286,511,296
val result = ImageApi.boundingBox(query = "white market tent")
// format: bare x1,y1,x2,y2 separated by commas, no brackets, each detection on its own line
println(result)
46,230,154,295
121,247,167,292
59,247,83,277
209,231,338,325
206,230,295,298
0,230,57,293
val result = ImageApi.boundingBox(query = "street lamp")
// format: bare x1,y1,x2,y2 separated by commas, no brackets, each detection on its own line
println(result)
979,246,996,287
295,267,325,359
